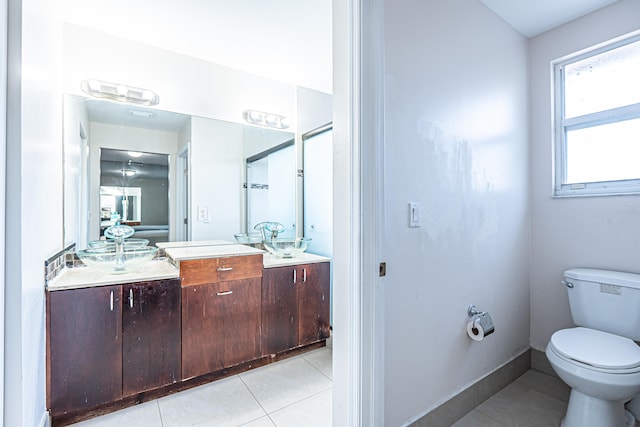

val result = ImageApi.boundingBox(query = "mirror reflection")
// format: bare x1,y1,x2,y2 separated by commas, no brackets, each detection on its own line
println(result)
99,148,170,246
246,140,296,239
63,94,296,249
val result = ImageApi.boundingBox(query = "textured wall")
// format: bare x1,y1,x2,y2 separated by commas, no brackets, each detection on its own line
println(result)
383,0,530,424
529,0,640,351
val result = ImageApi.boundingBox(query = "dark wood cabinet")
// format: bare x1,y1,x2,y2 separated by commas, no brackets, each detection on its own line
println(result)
48,278,181,416
47,255,329,424
181,255,263,380
122,279,181,396
261,266,298,354
181,282,220,379
47,285,123,416
297,262,331,346
262,262,330,355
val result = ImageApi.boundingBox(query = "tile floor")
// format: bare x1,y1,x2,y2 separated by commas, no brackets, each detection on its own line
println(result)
452,369,570,427
70,347,333,427
453,368,640,427
70,352,640,427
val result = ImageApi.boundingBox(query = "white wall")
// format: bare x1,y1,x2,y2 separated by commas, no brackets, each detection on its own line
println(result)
383,0,530,424
5,0,62,425
190,116,244,241
63,24,296,132
88,123,179,242
529,0,640,351
63,95,89,248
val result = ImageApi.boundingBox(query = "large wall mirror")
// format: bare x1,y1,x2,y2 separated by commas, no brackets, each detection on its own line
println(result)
63,94,295,249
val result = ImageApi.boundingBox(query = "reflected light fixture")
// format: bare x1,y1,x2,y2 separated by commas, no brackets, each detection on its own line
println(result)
243,110,290,129
129,110,155,118
81,79,160,106
121,169,136,177
127,151,143,158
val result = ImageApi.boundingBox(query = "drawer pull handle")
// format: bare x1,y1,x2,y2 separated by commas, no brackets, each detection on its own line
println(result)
216,290,233,296
110,290,114,311
303,268,307,283
129,288,134,308
217,267,234,272
293,269,297,283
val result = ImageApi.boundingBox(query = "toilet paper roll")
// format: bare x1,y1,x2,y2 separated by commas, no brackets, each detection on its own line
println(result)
466,313,495,341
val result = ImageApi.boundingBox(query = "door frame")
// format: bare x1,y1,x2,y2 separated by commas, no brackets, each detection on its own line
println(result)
333,0,385,425
177,144,190,241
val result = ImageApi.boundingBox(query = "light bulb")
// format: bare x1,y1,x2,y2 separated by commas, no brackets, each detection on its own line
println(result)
249,111,263,122
87,79,101,91
142,90,155,101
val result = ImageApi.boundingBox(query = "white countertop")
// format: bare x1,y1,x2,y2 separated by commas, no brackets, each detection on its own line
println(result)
156,239,236,249
47,259,180,291
48,249,331,291
165,244,265,261
263,252,331,268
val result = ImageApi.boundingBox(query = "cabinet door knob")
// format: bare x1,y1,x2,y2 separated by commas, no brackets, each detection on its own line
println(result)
216,290,233,296
217,267,234,272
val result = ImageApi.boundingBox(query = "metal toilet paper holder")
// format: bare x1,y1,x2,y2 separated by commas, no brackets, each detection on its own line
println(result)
467,304,484,318
467,304,495,339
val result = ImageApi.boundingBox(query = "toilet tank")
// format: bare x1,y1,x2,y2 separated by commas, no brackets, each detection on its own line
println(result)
565,268,640,341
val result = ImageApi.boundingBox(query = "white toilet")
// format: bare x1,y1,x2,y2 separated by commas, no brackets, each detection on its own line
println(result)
546,268,640,427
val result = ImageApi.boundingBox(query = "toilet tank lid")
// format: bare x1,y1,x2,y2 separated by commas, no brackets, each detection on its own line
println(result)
565,268,640,289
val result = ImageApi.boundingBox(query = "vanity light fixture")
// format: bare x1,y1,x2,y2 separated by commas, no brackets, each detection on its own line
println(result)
243,110,290,129
81,79,160,106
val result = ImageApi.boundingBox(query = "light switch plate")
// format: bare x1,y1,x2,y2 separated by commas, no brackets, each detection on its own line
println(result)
409,202,420,227
197,206,208,222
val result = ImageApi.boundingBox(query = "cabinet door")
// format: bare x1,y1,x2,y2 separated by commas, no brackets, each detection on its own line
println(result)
181,283,221,380
122,279,181,396
216,278,262,367
261,266,298,355
297,262,331,346
48,285,122,416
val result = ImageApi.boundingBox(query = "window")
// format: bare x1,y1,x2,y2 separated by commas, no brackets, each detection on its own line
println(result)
553,33,640,197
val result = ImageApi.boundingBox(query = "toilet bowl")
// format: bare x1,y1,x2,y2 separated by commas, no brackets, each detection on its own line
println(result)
548,269,640,427
547,327,640,427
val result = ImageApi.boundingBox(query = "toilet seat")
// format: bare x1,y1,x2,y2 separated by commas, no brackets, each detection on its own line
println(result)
549,327,640,372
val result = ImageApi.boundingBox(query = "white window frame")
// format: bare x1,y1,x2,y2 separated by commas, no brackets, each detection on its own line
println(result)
553,31,640,197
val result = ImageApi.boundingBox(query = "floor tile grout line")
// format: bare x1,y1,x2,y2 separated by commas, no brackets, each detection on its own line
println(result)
466,408,510,427
473,374,569,425
265,385,333,418
238,371,271,420
300,350,333,382
156,399,165,427
301,355,329,377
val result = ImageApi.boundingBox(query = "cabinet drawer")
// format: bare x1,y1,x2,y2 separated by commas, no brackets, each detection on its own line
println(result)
180,254,263,286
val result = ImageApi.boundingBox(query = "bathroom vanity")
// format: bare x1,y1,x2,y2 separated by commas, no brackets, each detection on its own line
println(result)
45,244,331,426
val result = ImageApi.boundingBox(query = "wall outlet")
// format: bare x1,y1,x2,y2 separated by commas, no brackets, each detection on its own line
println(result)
409,202,420,227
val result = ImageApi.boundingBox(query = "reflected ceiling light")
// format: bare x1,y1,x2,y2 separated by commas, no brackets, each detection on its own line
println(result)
81,79,160,106
127,151,143,158
243,110,290,129
121,169,136,177
129,110,155,118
